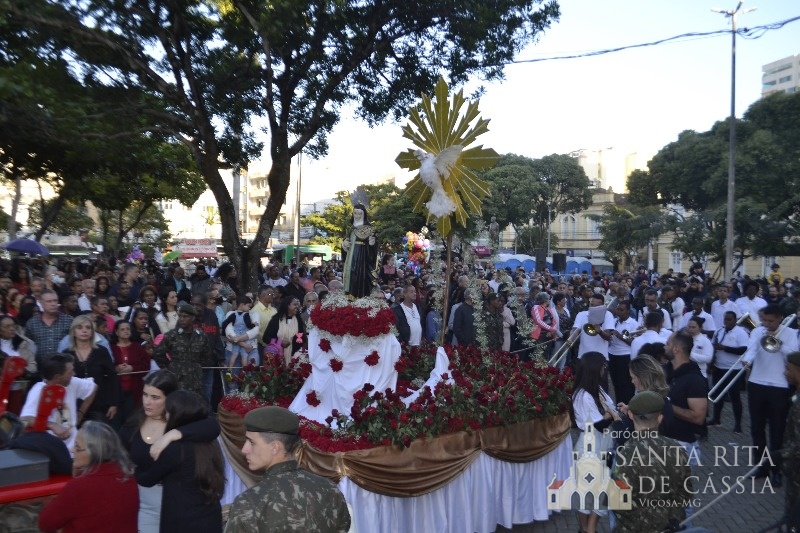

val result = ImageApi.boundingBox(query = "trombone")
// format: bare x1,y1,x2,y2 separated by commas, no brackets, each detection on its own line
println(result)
707,356,748,404
548,328,581,367
619,327,646,341
583,323,601,336
760,315,794,353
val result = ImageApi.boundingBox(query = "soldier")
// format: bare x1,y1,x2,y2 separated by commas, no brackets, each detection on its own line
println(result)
224,406,351,533
782,351,800,531
152,302,212,398
613,391,692,533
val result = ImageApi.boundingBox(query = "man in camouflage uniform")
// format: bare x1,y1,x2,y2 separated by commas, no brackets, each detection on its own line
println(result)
613,391,693,533
224,406,351,533
783,351,800,531
152,302,212,397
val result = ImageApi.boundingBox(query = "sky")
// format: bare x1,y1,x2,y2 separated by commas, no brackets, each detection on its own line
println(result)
256,1,800,205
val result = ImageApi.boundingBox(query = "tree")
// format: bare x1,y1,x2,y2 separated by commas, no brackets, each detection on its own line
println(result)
627,91,800,270
589,204,675,272
481,153,592,246
302,183,426,252
6,0,561,290
28,199,94,236
515,226,558,255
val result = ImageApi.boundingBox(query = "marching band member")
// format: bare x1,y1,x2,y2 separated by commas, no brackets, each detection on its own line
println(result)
685,316,713,378
608,301,639,404
737,280,767,327
630,312,670,360
741,304,798,486
710,283,741,329
708,311,749,432
637,289,672,331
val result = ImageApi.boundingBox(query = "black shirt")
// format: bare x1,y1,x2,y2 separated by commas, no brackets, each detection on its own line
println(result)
661,361,707,443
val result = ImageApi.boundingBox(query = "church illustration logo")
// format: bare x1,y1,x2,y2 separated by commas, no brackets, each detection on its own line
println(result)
547,424,632,511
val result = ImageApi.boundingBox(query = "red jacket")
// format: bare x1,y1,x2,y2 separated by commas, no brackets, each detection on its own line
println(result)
39,462,138,533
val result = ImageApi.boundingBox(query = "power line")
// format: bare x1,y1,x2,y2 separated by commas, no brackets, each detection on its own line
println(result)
506,14,800,65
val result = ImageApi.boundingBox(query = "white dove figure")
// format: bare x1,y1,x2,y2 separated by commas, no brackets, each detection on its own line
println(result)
414,145,463,218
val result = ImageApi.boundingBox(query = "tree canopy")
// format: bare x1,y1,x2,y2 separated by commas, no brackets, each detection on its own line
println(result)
4,0,560,289
627,91,800,270
481,153,592,251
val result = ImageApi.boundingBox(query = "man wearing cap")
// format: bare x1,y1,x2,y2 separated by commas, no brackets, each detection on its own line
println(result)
613,391,692,533
225,406,351,533
782,351,800,531
152,302,213,398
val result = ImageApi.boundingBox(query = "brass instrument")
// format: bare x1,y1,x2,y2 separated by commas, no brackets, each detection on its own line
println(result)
620,327,647,341
735,312,757,331
583,323,600,336
760,315,794,353
708,358,748,404
548,328,581,367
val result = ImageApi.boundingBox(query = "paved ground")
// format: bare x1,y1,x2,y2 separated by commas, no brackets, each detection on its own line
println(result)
501,389,787,533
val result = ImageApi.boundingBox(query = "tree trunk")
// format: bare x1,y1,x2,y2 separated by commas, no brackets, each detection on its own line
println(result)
8,172,22,239
33,190,68,241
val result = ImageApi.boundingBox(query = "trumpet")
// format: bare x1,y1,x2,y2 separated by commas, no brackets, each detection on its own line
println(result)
760,315,794,353
620,327,647,341
735,312,757,332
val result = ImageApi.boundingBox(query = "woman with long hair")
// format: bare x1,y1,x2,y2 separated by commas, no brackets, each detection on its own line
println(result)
215,263,240,298
134,390,224,533
65,315,120,423
571,351,618,533
108,295,126,321
120,370,219,533
155,289,179,333
11,260,31,295
39,421,139,533
95,275,112,297
379,253,398,285
130,308,156,356
130,285,162,334
111,320,151,425
263,296,306,365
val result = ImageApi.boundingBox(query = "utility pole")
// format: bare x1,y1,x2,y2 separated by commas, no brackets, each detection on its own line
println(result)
712,1,755,279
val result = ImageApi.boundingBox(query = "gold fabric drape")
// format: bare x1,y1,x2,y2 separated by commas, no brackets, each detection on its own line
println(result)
218,407,570,498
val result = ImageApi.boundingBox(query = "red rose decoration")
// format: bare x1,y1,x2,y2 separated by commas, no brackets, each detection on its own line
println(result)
329,358,344,372
364,351,380,366
319,338,332,352
306,390,321,407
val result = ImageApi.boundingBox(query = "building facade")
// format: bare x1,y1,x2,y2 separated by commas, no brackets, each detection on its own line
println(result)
762,54,800,97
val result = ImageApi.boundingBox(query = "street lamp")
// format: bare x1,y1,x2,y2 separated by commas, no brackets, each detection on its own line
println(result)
712,2,756,279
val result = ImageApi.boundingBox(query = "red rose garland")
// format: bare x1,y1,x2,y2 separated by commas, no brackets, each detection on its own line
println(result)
329,358,344,372
364,350,380,366
311,304,396,337
306,390,321,407
319,338,332,352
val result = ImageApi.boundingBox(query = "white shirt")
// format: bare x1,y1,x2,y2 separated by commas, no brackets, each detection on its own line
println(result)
690,333,714,377
680,310,716,333
21,377,97,455
573,310,615,359
630,329,670,360
401,303,422,346
737,296,767,326
743,325,799,388
77,295,92,312
712,326,750,370
710,299,742,330
666,297,685,324
637,307,672,331
265,277,288,288
608,316,639,356
572,388,614,431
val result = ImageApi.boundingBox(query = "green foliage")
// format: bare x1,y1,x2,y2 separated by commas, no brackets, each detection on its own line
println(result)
481,153,592,240
302,184,426,252
515,226,557,255
28,199,93,236
627,91,800,265
589,204,675,272
4,0,560,291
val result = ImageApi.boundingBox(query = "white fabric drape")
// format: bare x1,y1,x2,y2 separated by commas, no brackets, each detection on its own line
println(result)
221,434,573,533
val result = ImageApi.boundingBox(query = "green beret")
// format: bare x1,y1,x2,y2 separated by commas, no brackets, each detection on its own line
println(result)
244,406,299,435
787,351,800,367
177,302,198,317
628,391,664,417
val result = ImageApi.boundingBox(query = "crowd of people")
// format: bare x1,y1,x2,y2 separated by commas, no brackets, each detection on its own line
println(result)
1,252,799,532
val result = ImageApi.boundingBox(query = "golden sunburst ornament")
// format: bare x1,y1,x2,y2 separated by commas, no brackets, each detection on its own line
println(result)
395,77,499,236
